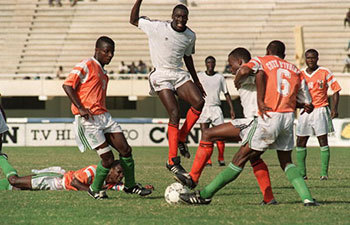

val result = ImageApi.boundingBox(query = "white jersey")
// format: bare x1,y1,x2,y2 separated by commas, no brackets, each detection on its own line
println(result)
239,75,257,118
138,17,196,70
197,72,228,106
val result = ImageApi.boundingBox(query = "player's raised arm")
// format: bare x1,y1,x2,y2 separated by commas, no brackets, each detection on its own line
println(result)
255,70,271,119
130,0,143,27
184,55,206,96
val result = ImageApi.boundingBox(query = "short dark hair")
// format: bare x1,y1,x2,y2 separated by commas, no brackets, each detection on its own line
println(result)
96,36,115,49
228,47,251,62
172,4,189,15
267,40,285,57
205,56,216,62
305,49,319,57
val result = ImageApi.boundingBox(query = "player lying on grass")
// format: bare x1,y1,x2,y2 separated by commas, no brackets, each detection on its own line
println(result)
175,48,276,205
0,154,123,193
180,40,319,206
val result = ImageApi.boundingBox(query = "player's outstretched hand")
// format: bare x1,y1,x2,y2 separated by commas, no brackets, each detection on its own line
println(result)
301,103,314,115
79,107,94,121
258,101,272,120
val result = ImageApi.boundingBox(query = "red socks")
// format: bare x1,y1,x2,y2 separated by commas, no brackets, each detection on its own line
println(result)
216,141,225,161
179,107,201,142
189,141,213,183
251,159,274,203
167,123,179,164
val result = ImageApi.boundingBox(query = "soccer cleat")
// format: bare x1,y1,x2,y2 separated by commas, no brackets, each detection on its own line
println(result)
179,190,211,205
166,156,188,175
178,141,190,158
218,160,225,167
320,176,328,180
303,176,308,180
124,183,152,196
260,199,278,205
87,186,109,200
304,199,320,206
174,172,197,189
0,152,8,160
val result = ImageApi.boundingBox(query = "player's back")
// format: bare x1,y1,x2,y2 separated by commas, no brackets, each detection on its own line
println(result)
256,55,301,113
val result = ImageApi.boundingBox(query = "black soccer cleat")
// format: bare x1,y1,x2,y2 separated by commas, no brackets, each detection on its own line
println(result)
179,191,211,205
218,160,225,167
124,183,152,196
174,172,197,189
260,199,278,205
166,156,188,175
178,141,190,159
304,199,320,206
87,186,109,200
303,176,308,180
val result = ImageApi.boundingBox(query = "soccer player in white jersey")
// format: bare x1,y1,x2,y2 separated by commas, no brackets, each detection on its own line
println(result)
0,103,9,158
130,1,206,176
176,48,276,205
197,56,235,166
296,49,341,180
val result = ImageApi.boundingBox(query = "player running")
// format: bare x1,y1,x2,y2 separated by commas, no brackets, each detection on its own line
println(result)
180,40,319,206
0,154,124,192
130,0,206,176
296,49,341,180
197,56,235,167
176,48,276,205
62,36,152,199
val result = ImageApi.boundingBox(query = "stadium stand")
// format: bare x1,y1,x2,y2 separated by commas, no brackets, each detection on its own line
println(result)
0,0,349,75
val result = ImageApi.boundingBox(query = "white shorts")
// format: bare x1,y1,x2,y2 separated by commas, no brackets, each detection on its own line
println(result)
230,118,256,141
31,173,64,190
296,106,334,137
249,112,295,151
74,112,122,152
0,111,8,134
197,105,224,126
149,68,191,94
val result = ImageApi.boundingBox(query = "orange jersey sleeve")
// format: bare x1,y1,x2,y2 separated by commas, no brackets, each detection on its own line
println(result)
301,67,341,108
250,55,304,113
63,57,109,115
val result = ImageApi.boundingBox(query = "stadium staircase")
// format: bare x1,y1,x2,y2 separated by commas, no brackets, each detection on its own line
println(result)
0,0,349,75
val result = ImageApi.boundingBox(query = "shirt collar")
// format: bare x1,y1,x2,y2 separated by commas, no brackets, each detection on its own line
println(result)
91,57,107,74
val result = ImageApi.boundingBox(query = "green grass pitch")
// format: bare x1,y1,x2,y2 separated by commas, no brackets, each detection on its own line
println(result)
1,146,349,225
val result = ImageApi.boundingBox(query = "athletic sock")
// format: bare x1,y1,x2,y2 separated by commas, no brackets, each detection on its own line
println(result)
0,155,17,178
296,147,307,177
120,156,136,188
251,159,274,203
179,107,201,142
200,162,242,199
0,178,11,190
284,164,313,202
189,141,213,183
90,161,110,192
167,123,179,164
320,146,330,177
216,141,225,161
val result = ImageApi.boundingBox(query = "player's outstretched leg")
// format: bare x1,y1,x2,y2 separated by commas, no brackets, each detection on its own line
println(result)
0,154,17,179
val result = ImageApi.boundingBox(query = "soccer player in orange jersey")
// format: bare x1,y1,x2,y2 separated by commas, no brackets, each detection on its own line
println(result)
180,41,319,206
296,49,341,181
0,156,124,192
130,1,206,176
63,36,152,199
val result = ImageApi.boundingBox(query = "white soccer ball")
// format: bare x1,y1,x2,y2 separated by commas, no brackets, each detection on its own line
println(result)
164,182,189,205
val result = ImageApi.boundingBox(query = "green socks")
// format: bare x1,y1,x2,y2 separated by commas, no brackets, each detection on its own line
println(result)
320,146,330,177
0,155,17,178
296,147,307,177
200,162,242,199
90,161,110,192
285,164,313,202
120,156,136,188
0,178,11,190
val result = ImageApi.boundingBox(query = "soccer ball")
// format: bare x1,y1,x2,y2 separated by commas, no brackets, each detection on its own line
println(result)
164,182,189,205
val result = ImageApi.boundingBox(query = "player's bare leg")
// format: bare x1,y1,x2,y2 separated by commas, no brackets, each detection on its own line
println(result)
276,150,318,206
296,136,309,179
317,134,330,180
105,132,152,196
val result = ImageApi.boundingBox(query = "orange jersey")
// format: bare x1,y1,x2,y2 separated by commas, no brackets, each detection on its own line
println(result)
63,165,115,191
246,55,310,113
301,67,341,108
64,57,109,115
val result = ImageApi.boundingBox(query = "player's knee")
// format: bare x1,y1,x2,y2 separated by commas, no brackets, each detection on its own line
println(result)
8,175,19,186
